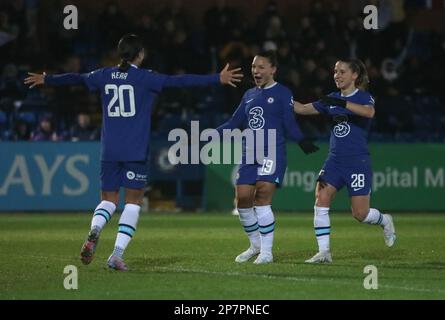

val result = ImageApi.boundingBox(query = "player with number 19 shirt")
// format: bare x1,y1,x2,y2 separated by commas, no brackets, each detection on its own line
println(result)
215,50,318,265
217,80,305,186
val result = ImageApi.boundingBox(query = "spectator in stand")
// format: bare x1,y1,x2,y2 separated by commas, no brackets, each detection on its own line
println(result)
0,63,24,104
12,119,32,141
30,115,58,141
70,113,100,141
204,0,241,48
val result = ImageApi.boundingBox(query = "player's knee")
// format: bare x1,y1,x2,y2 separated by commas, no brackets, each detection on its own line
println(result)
254,193,265,205
316,192,331,207
351,207,368,222
237,195,253,208
124,189,144,206
125,195,143,206
254,190,272,206
254,198,271,206
101,192,119,206
237,200,253,208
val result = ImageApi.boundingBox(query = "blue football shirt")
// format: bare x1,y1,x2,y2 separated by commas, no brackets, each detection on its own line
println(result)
216,82,305,163
312,89,375,159
46,65,220,161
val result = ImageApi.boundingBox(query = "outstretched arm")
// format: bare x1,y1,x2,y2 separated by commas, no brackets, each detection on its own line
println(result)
24,72,46,88
215,101,246,136
24,72,85,88
285,99,319,154
162,63,243,88
345,101,375,118
284,103,305,143
293,101,320,115
219,63,243,87
318,96,375,118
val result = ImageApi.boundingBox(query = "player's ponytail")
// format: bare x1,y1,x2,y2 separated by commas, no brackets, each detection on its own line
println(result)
353,59,369,91
117,34,144,72
119,60,130,72
341,58,369,91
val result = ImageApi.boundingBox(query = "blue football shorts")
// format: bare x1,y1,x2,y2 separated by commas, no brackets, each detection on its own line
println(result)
317,156,372,196
100,161,148,191
236,156,287,188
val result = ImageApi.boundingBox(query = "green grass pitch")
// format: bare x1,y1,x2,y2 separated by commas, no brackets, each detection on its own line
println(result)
0,212,444,299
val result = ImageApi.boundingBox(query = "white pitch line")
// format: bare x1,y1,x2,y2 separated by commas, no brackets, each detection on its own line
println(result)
153,266,445,295
2,253,444,295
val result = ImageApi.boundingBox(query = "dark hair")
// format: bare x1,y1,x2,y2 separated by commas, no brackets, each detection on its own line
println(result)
117,34,144,72
338,58,369,90
256,50,278,68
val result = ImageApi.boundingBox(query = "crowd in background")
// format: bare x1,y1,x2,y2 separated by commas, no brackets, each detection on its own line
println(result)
1,0,445,142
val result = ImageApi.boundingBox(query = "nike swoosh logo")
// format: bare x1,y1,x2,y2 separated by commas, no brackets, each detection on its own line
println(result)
329,106,336,109
353,187,363,191
246,98,254,103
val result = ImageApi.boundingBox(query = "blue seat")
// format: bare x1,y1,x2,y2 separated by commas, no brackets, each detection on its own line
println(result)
17,112,37,124
0,111,8,134
0,111,7,125
1,129,13,141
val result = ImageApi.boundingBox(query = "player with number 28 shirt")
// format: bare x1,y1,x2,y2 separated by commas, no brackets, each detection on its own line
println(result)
293,58,396,264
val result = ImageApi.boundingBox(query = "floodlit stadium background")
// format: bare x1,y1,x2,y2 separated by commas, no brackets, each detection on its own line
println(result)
1,0,445,301
1,0,444,212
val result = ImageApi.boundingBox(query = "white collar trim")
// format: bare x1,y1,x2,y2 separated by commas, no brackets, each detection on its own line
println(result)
259,81,278,90
341,88,359,97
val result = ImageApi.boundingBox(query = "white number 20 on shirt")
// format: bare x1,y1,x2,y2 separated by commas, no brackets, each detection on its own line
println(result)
105,84,136,117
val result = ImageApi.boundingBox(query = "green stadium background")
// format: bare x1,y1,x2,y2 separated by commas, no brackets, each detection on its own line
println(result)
205,143,445,211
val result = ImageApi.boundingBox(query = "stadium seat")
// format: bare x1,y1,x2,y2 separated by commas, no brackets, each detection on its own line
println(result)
0,111,9,138
1,129,13,141
0,111,7,126
17,112,37,124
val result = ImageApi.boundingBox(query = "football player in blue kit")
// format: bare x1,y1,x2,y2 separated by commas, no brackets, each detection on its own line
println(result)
216,50,319,264
293,58,396,264
24,34,243,271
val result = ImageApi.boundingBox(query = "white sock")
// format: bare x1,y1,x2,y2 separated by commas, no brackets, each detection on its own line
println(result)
113,203,140,258
314,206,330,252
362,208,388,226
91,200,116,232
255,205,275,256
237,207,260,249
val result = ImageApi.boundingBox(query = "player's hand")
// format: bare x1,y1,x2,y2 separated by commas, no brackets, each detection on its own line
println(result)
319,96,347,108
24,72,46,88
298,138,319,155
219,63,243,87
